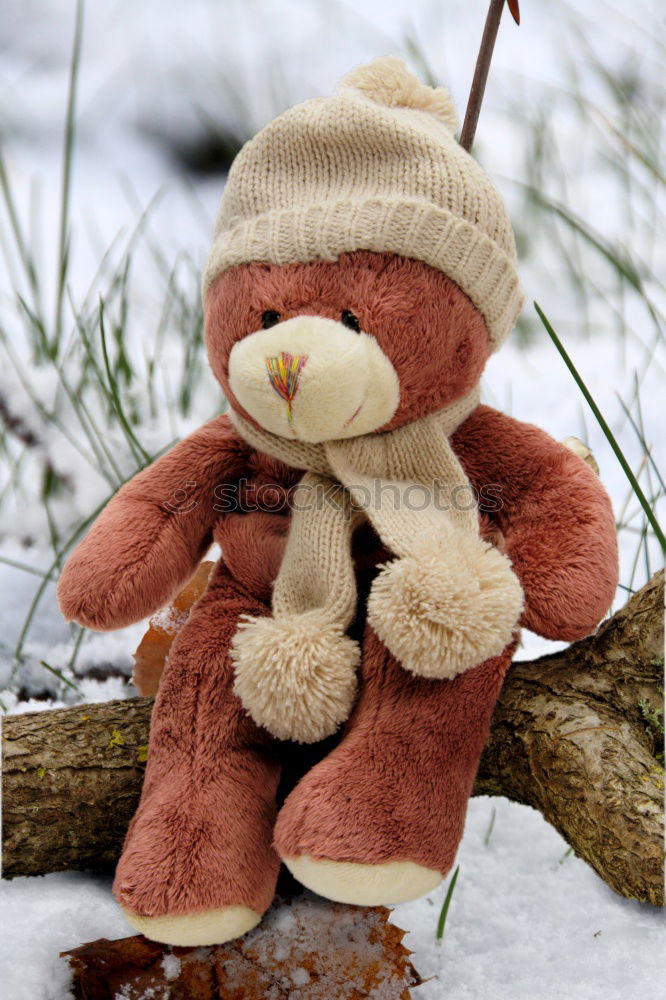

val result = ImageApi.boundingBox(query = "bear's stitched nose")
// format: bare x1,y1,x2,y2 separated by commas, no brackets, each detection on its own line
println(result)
265,352,308,423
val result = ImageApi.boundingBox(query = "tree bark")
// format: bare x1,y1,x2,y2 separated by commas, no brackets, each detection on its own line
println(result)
476,570,664,906
3,572,663,905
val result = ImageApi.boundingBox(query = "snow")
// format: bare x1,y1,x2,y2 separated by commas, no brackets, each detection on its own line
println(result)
1,798,663,1000
0,871,135,1000
0,540,145,702
393,797,666,1000
1,0,664,996
161,953,181,981
150,605,190,635
291,966,312,986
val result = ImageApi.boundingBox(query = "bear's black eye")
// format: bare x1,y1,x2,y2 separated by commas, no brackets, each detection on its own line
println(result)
262,310,281,329
341,310,361,332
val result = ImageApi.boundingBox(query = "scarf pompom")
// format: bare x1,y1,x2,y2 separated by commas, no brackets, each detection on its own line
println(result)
366,529,524,679
230,612,360,743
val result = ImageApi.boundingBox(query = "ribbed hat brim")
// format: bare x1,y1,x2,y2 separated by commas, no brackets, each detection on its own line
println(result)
202,197,523,350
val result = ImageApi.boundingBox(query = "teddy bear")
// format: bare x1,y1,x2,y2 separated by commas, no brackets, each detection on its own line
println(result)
56,58,618,947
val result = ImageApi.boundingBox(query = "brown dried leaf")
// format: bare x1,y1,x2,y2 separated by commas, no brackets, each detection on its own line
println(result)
61,893,422,999
132,561,214,696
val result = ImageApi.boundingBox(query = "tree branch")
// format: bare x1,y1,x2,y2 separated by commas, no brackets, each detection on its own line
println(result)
477,571,664,905
3,573,663,905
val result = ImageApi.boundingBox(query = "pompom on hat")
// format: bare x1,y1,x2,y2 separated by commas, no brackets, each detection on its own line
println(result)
203,56,523,350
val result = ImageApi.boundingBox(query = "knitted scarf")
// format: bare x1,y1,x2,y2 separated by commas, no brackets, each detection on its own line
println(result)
228,389,523,744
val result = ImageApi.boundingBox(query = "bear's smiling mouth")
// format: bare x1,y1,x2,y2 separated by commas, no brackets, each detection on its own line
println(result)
286,397,365,441
344,399,365,429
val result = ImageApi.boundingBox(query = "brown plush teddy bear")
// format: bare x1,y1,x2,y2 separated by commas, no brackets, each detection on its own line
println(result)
57,58,618,946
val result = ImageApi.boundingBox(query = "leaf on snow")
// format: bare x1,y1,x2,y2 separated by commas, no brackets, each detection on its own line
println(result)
61,892,422,999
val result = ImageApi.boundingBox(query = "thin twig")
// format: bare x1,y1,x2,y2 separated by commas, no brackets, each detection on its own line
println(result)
460,0,520,152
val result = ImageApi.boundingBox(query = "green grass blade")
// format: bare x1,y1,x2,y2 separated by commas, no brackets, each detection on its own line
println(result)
39,660,81,694
483,806,497,847
0,556,57,581
436,865,460,942
53,0,85,351
615,392,666,494
0,153,42,315
534,302,665,552
559,846,574,865
67,625,86,675
11,495,110,669
0,334,111,478
98,297,150,465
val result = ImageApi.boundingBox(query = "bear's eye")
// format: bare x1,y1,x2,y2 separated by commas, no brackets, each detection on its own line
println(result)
262,310,281,329
341,310,361,332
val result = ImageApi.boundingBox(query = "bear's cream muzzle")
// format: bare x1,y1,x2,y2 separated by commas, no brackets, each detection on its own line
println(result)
227,315,400,443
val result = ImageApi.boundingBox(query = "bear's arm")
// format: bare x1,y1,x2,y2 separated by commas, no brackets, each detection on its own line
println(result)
452,404,619,641
57,414,251,631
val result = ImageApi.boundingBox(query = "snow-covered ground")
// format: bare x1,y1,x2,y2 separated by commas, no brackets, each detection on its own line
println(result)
396,797,666,1000
1,0,664,996
1,797,664,1000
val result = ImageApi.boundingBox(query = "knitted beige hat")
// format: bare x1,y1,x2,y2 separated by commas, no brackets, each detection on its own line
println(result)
203,57,523,350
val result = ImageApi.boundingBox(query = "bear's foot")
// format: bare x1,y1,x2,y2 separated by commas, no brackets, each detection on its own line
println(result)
113,748,281,947
119,904,262,947
274,738,451,908
284,855,442,906
112,560,284,946
274,627,514,906
114,777,280,946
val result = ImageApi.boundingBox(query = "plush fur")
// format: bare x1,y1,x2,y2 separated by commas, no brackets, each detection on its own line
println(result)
285,855,443,907
450,405,618,638
113,561,281,941
227,314,400,441
57,417,251,631
121,904,261,948
274,628,517,884
56,250,619,945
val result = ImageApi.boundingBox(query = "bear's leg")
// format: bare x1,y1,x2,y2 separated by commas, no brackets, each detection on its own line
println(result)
274,625,515,905
113,560,281,945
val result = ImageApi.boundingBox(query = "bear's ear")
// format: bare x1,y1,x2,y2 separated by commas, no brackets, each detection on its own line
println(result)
339,58,458,134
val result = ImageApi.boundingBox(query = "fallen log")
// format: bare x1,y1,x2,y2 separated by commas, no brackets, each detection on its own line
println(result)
2,572,663,905
476,570,664,905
